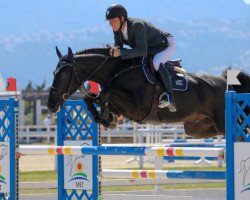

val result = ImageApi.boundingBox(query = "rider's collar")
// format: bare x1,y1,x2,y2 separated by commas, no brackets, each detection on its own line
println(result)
121,21,128,41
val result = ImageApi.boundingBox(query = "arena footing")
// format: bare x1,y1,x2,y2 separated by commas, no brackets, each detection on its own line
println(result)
20,188,226,200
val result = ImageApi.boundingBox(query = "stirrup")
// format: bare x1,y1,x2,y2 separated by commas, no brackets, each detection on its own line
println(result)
158,93,176,112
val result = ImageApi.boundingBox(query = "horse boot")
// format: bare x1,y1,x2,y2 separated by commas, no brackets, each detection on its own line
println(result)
157,63,177,112
100,86,111,120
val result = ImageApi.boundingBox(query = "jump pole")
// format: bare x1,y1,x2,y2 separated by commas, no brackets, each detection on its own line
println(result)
18,145,224,158
101,169,226,180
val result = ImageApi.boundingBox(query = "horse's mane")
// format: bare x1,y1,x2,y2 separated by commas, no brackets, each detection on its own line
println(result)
75,48,110,57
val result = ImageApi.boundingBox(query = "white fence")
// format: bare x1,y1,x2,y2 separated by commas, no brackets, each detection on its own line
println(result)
18,123,188,144
19,125,57,143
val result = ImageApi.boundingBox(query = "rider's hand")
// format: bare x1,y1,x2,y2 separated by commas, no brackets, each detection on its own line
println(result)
110,48,121,57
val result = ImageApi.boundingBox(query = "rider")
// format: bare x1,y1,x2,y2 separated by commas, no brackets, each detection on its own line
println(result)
106,4,176,112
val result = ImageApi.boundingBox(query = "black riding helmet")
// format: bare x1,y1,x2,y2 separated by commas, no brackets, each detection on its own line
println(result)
106,4,128,20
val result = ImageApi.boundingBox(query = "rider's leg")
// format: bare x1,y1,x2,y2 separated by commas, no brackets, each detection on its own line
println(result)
157,63,176,111
153,37,176,112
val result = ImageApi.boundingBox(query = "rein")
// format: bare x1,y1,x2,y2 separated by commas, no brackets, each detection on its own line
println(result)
54,53,140,101
62,55,111,101
85,56,110,81
107,64,141,86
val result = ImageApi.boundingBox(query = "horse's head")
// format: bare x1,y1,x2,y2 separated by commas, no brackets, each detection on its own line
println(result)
47,46,133,113
47,47,81,113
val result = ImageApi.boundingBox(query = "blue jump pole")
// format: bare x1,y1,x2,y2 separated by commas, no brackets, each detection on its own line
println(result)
226,91,235,200
0,98,18,200
166,171,226,180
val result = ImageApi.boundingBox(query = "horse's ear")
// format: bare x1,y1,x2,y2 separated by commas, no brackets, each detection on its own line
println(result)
68,47,74,62
56,46,63,59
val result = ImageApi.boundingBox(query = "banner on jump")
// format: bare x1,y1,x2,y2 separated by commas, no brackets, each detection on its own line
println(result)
234,143,250,200
0,142,10,193
64,140,92,190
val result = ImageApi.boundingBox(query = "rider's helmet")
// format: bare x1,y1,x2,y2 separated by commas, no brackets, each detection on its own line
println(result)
106,4,128,20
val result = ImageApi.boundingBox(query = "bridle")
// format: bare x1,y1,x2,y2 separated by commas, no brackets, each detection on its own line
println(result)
51,58,81,101
51,55,111,101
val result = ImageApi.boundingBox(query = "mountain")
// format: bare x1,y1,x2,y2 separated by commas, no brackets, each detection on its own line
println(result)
0,0,250,89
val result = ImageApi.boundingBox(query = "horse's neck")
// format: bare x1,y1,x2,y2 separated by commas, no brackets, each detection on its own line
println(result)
75,54,121,85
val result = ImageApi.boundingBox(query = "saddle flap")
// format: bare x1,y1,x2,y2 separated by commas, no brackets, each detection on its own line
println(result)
138,56,188,91
164,62,188,91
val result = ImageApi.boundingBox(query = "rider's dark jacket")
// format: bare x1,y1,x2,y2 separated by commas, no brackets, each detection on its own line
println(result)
113,18,172,59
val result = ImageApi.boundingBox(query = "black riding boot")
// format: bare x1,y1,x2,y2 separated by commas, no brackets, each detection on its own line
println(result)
157,63,176,112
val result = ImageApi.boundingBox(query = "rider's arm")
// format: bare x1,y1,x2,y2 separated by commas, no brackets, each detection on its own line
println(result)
120,22,147,59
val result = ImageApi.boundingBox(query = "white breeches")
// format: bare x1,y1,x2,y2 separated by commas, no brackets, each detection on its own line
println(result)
153,37,176,71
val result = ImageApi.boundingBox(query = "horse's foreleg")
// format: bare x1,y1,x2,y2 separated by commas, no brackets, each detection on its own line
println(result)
85,99,101,122
100,86,111,120
84,98,113,128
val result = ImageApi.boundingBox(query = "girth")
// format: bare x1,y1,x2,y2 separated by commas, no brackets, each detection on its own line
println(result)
139,86,162,125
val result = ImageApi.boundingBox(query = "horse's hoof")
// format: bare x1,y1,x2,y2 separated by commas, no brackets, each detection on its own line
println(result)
109,123,117,129
110,112,119,124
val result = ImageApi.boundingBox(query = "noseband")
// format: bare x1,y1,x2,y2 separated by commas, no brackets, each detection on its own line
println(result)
62,62,81,101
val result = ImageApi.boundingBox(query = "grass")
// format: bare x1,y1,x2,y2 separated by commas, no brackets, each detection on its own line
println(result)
102,182,226,192
19,166,226,194
19,170,57,182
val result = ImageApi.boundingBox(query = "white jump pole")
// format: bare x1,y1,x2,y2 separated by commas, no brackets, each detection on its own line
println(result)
18,145,225,158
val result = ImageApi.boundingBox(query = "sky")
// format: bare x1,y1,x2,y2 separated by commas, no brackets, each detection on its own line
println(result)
0,0,250,90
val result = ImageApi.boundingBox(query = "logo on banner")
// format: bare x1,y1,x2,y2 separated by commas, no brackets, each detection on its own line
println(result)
0,166,7,184
239,157,250,193
66,142,90,184
0,144,8,189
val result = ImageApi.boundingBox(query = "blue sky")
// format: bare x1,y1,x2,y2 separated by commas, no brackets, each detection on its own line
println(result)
0,0,250,89
1,0,249,35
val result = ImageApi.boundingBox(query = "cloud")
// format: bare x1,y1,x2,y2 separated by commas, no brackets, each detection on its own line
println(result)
237,49,250,70
154,17,250,39
242,0,250,5
0,25,110,52
206,49,250,74
1,18,250,53
206,65,230,75
0,73,6,91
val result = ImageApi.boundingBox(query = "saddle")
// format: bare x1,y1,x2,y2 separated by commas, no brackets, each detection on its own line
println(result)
141,56,188,91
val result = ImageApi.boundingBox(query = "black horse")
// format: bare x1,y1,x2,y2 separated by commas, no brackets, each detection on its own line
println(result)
47,47,250,138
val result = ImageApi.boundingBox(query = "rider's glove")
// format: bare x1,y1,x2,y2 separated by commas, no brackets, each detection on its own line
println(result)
110,48,121,57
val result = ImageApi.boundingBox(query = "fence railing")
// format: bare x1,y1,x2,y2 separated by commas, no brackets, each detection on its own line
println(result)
18,123,216,144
